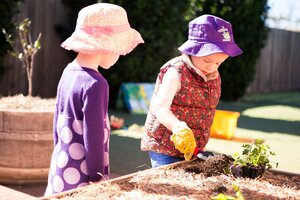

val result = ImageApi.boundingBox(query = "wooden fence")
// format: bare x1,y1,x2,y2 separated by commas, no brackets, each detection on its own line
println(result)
0,0,299,98
0,0,71,98
247,28,300,93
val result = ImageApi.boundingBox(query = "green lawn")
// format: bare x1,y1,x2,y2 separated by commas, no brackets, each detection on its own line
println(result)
208,92,300,174
109,92,300,175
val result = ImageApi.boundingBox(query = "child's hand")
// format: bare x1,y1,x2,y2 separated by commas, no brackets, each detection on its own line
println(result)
171,122,196,161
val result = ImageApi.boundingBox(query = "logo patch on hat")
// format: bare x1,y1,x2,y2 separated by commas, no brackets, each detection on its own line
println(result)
218,26,231,42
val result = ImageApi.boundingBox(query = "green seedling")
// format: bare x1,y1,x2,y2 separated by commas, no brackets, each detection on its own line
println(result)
211,184,244,200
233,139,278,169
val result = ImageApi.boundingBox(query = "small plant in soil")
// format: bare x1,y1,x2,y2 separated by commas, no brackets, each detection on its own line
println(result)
230,138,278,178
211,184,244,200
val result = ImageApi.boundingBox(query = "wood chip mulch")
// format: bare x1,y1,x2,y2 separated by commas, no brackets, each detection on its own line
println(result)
47,155,300,200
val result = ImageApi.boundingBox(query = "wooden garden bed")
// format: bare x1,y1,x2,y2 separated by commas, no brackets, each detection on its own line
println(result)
42,154,300,200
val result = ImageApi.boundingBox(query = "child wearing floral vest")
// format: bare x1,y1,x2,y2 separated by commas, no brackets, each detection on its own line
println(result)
141,14,242,167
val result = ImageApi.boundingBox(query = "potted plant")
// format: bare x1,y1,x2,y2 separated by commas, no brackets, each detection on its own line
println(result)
0,18,55,185
230,139,278,179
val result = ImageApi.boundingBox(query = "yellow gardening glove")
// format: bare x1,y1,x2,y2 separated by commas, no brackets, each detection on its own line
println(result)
171,122,196,161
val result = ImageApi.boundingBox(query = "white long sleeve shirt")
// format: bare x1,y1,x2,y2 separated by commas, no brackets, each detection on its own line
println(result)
150,54,219,132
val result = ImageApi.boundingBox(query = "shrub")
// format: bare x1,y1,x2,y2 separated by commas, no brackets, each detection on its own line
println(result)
0,0,24,75
55,0,97,42
102,0,190,107
57,0,269,105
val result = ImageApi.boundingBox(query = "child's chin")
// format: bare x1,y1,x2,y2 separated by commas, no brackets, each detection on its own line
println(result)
99,65,112,70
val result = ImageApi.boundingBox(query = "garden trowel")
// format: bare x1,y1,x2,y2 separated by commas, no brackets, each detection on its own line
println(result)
193,146,216,160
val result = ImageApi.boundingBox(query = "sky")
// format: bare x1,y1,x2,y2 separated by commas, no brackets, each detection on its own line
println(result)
267,0,300,31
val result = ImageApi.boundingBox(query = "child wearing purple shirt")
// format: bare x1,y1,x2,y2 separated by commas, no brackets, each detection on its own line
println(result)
45,3,143,195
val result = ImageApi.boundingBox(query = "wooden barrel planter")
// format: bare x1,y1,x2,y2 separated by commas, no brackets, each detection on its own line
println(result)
0,110,54,184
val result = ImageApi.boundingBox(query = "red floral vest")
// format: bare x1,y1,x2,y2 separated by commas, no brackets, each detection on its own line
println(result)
141,56,221,157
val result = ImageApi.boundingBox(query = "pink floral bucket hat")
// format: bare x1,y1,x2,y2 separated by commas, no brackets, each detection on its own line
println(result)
61,3,144,55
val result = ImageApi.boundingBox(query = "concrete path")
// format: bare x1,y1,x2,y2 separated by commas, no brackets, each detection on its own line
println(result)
2,173,121,198
0,185,36,200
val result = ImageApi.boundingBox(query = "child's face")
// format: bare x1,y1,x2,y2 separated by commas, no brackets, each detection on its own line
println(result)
191,53,229,75
99,53,120,69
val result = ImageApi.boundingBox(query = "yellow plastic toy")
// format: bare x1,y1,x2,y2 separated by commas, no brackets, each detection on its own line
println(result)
210,110,240,140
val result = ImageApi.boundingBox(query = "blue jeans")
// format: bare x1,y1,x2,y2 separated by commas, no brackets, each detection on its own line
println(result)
149,151,184,168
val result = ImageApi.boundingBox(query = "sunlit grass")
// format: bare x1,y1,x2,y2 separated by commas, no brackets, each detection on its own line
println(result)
242,105,300,121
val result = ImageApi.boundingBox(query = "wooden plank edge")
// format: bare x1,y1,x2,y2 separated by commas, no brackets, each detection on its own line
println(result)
38,159,194,199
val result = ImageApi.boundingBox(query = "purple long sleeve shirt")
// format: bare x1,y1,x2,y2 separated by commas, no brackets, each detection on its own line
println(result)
45,63,110,195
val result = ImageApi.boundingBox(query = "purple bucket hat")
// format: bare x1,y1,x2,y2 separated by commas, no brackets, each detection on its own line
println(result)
178,14,242,57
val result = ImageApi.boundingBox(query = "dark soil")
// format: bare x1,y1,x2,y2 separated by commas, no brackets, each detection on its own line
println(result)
185,154,234,177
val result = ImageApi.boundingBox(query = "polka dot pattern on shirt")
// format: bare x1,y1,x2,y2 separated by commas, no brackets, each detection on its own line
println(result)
46,115,110,195
77,182,88,188
69,143,85,160
61,127,73,143
73,119,83,135
63,167,81,185
80,160,88,175
57,151,68,168
104,129,109,144
45,64,111,195
53,175,64,193
57,114,65,129
103,151,109,166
